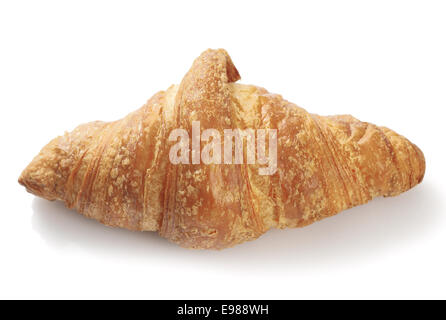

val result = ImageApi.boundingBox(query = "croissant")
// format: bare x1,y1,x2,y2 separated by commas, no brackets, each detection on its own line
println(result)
19,49,425,249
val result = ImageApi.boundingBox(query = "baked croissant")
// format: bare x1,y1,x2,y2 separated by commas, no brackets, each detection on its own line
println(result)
19,49,425,249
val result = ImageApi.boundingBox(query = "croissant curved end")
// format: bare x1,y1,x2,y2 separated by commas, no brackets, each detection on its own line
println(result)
19,136,67,201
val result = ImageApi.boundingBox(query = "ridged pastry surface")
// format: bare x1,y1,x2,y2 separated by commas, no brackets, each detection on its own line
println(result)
19,49,425,249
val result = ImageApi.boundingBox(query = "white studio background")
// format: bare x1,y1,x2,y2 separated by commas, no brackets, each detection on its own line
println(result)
0,0,445,299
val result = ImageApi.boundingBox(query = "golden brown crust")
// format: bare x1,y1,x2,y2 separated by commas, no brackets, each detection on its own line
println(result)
18,49,425,249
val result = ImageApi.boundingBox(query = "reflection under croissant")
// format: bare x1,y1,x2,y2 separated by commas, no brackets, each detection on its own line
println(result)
19,49,425,249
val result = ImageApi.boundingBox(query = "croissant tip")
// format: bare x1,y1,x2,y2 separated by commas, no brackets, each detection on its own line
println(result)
18,169,31,189
197,48,241,83
414,143,426,184
18,174,24,186
18,169,38,196
18,170,58,201
18,147,64,202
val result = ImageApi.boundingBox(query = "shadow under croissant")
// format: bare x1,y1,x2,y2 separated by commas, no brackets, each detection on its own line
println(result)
31,182,443,271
